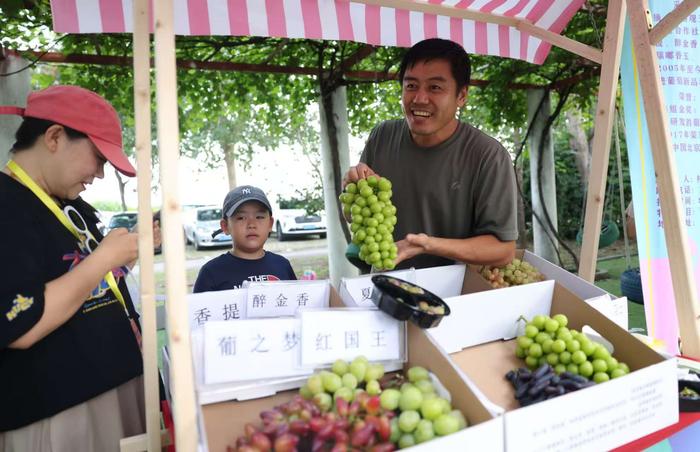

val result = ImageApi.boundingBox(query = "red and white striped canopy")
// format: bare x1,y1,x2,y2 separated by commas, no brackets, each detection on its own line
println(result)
50,0,585,64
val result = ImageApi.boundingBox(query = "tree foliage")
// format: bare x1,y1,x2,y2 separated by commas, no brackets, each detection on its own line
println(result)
1,0,626,251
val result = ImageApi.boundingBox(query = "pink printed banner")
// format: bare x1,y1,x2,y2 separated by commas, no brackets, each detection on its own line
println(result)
620,2,700,354
49,0,585,64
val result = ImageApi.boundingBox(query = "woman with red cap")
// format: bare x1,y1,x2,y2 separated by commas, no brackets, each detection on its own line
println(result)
0,86,144,451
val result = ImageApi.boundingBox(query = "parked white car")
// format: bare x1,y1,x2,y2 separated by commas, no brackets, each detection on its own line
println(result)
274,209,326,241
184,206,232,250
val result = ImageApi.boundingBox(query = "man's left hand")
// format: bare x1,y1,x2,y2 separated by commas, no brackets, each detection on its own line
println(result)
395,233,430,265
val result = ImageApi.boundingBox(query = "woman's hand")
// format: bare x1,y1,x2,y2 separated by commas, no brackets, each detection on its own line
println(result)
9,229,139,349
94,228,139,270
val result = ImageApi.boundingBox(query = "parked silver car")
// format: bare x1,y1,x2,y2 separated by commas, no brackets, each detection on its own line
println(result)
105,212,138,233
274,209,326,241
184,206,232,250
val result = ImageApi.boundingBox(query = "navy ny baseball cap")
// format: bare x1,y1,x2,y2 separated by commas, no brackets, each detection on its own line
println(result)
222,185,272,218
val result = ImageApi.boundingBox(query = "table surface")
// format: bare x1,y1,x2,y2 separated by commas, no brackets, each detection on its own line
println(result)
613,412,700,451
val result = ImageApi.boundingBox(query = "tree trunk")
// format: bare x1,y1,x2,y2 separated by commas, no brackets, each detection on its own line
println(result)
527,89,559,265
223,143,238,189
318,85,358,285
512,128,528,250
114,169,128,211
0,53,31,166
565,109,591,188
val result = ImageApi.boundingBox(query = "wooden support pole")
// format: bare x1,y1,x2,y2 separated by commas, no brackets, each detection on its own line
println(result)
628,0,700,358
119,429,172,452
132,0,160,450
348,0,603,63
578,0,626,282
516,21,603,64
649,0,700,45
153,0,199,450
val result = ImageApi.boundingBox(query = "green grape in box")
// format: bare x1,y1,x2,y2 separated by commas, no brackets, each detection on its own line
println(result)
480,258,545,288
513,313,631,383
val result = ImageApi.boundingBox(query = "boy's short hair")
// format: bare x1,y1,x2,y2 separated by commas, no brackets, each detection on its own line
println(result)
398,38,471,91
222,185,273,218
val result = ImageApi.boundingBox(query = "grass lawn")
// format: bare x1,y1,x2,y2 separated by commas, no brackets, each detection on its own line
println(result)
594,255,647,333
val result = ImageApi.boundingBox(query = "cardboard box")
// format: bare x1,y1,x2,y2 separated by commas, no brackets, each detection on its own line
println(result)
428,280,678,452
198,323,503,452
465,250,611,302
339,264,467,307
339,250,611,311
339,248,615,315
519,250,611,301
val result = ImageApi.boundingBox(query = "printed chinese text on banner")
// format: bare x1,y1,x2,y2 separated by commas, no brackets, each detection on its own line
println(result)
619,2,700,355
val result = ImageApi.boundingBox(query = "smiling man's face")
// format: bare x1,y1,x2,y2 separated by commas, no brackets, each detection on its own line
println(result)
401,58,467,148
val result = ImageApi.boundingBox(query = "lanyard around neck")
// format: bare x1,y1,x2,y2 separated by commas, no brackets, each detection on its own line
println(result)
6,160,128,312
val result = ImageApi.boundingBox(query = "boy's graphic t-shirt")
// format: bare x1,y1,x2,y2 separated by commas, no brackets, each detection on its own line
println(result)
193,251,297,293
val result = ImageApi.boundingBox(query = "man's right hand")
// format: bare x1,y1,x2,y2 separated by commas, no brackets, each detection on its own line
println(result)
343,163,377,187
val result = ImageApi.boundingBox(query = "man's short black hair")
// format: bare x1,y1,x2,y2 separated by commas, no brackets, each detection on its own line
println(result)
398,38,471,91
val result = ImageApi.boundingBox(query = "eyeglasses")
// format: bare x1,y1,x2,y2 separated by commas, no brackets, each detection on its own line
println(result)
63,205,100,253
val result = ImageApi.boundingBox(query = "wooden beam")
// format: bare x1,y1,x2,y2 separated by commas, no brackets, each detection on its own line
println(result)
20,50,321,76
18,50,598,89
130,0,160,451
341,44,376,70
153,0,198,450
578,1,627,281
348,0,515,26
348,0,603,63
649,0,700,45
628,0,700,358
516,21,603,65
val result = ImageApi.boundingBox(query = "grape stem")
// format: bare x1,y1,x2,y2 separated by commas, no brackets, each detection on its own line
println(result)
517,315,530,324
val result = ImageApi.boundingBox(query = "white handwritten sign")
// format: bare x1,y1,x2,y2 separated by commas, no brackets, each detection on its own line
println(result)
585,294,629,330
203,319,309,384
299,309,403,366
340,270,415,307
246,280,329,318
188,289,247,328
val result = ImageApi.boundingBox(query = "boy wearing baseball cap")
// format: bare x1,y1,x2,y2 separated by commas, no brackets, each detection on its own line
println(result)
193,185,297,293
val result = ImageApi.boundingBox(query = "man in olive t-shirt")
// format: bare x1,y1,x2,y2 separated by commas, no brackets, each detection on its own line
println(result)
344,38,518,270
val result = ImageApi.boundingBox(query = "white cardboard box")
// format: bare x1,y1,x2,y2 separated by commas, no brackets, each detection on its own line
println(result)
197,323,504,452
339,264,467,307
340,250,612,313
463,249,612,301
520,250,611,301
428,280,678,452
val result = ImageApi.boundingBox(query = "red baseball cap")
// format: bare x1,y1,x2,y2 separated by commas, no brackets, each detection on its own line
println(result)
0,85,136,177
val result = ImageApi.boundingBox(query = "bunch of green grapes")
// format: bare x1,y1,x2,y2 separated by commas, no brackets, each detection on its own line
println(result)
300,356,386,408
340,176,398,270
515,314,630,383
381,366,467,448
296,358,467,449
481,258,545,288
